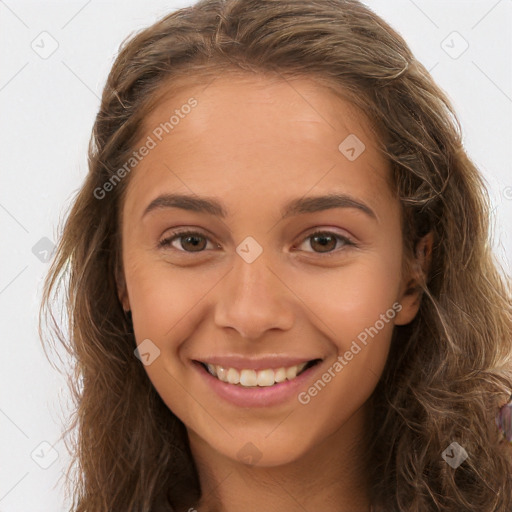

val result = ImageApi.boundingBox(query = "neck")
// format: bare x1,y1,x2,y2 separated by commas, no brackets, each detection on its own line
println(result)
186,404,372,512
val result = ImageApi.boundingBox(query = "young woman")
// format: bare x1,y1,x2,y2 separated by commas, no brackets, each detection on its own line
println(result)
40,1,512,511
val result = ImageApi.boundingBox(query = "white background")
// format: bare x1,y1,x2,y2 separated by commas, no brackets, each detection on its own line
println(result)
0,1,511,510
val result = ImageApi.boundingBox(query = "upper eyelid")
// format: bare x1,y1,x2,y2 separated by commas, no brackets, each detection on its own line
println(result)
159,228,356,251
158,229,217,249
293,231,356,253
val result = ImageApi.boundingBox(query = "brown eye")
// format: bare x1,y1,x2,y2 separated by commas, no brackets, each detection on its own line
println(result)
310,232,337,253
178,233,207,252
158,230,213,252
297,230,355,254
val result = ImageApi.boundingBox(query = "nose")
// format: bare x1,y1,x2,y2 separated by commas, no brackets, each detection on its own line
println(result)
213,252,295,341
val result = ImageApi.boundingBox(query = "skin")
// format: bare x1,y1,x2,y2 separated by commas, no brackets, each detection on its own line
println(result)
117,73,431,512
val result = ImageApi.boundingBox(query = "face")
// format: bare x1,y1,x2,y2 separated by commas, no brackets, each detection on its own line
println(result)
118,73,421,468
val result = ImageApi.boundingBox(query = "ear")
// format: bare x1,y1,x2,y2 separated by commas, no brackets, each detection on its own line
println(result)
394,231,433,326
115,263,131,312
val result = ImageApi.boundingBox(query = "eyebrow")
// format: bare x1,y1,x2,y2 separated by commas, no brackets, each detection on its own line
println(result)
142,192,377,221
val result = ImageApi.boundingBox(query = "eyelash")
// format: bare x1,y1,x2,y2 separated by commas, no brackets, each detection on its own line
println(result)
157,229,357,256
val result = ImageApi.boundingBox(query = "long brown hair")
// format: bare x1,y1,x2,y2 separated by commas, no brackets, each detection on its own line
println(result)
40,1,512,510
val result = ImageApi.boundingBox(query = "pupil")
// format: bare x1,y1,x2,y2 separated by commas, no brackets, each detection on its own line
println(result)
183,235,205,251
313,233,335,252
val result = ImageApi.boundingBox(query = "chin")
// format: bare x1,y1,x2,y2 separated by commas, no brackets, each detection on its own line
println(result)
210,431,314,468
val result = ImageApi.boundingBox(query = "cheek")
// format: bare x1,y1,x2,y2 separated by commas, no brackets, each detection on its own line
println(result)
124,254,225,372
126,238,402,346
340,257,400,333
124,255,193,342
292,250,402,340
288,249,401,398
293,256,400,425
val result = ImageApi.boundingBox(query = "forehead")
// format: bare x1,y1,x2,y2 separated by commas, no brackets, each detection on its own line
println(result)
124,73,393,218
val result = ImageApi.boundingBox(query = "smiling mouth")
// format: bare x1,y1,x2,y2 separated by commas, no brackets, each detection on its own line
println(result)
197,359,322,387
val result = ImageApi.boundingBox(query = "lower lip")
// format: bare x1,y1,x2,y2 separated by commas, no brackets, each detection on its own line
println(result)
192,360,322,408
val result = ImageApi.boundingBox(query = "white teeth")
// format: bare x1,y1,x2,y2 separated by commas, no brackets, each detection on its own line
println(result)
274,367,287,383
239,369,257,387
216,366,228,382
226,367,240,384
286,366,298,380
204,361,310,387
256,369,275,387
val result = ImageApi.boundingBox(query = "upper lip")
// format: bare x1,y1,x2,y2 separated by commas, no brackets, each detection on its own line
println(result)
194,355,323,371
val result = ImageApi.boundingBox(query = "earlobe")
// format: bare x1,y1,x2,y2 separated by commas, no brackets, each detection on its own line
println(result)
394,231,434,326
